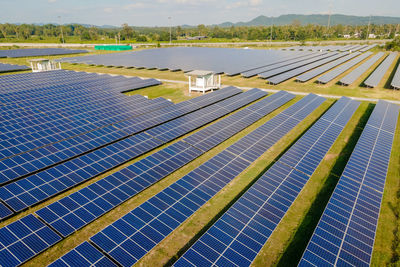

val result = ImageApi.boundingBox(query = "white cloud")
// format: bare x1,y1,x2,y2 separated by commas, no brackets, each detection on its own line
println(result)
48,0,57,3
123,3,146,10
103,7,113,13
249,0,262,6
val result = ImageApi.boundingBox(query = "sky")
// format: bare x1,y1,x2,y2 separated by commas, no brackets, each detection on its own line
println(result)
1,0,400,26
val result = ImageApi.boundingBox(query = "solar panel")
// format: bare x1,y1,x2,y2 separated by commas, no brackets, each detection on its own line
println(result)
360,44,377,52
175,97,360,267
0,88,260,215
0,214,62,266
317,52,373,84
391,58,400,89
0,48,87,58
34,91,293,238
0,202,13,220
49,241,117,267
296,52,361,82
53,94,324,266
0,63,30,73
299,100,400,267
340,52,385,86
364,52,398,87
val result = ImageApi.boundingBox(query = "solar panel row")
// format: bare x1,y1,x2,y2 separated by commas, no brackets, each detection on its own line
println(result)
175,97,360,267
0,63,30,73
0,88,258,217
258,52,334,79
296,52,361,82
0,48,87,58
340,52,385,86
49,241,116,267
360,44,377,52
364,52,398,87
300,100,400,267
317,52,373,84
51,94,324,267
240,52,320,78
34,91,293,238
61,47,312,75
391,58,400,89
0,214,62,267
267,53,348,84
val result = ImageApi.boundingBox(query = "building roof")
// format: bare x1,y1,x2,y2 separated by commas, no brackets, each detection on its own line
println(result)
185,70,215,76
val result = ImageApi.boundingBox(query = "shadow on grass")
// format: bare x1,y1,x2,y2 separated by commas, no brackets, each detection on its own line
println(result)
164,100,336,267
276,102,375,267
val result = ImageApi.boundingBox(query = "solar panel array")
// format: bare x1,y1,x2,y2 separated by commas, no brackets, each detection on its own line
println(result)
51,94,325,266
0,48,87,58
258,52,334,79
296,52,361,82
364,52,398,87
175,97,360,267
340,52,385,86
0,86,248,218
267,53,348,84
31,89,270,237
317,52,373,84
300,100,400,267
240,52,320,78
0,63,30,73
61,47,321,75
391,59,400,89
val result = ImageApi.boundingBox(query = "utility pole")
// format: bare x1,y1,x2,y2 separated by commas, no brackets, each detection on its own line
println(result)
58,16,65,44
168,16,172,45
327,3,332,38
366,15,371,40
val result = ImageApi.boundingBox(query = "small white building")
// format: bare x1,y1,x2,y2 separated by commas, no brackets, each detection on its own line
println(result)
29,59,61,73
185,70,221,95
368,33,377,39
343,34,351,38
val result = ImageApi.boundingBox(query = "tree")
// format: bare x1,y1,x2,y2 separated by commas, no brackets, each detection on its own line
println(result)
81,31,91,40
121,23,135,40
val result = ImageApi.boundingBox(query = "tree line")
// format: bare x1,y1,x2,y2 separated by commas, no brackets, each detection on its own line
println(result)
0,22,398,42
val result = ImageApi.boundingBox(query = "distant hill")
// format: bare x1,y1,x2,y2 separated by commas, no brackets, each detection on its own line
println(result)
216,14,400,27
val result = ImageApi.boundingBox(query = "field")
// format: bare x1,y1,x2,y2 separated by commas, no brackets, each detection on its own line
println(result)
0,46,399,266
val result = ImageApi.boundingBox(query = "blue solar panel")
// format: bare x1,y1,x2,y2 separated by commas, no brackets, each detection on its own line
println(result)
0,63,30,73
296,52,361,82
49,241,116,267
35,91,293,238
0,48,87,58
0,88,254,217
317,52,373,84
340,52,385,86
0,214,62,266
175,97,360,267
299,100,400,267
364,52,397,88
56,94,323,266
0,202,13,220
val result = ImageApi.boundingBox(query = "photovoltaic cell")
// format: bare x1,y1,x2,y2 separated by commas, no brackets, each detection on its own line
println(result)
299,100,400,267
391,58,400,89
175,97,360,267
